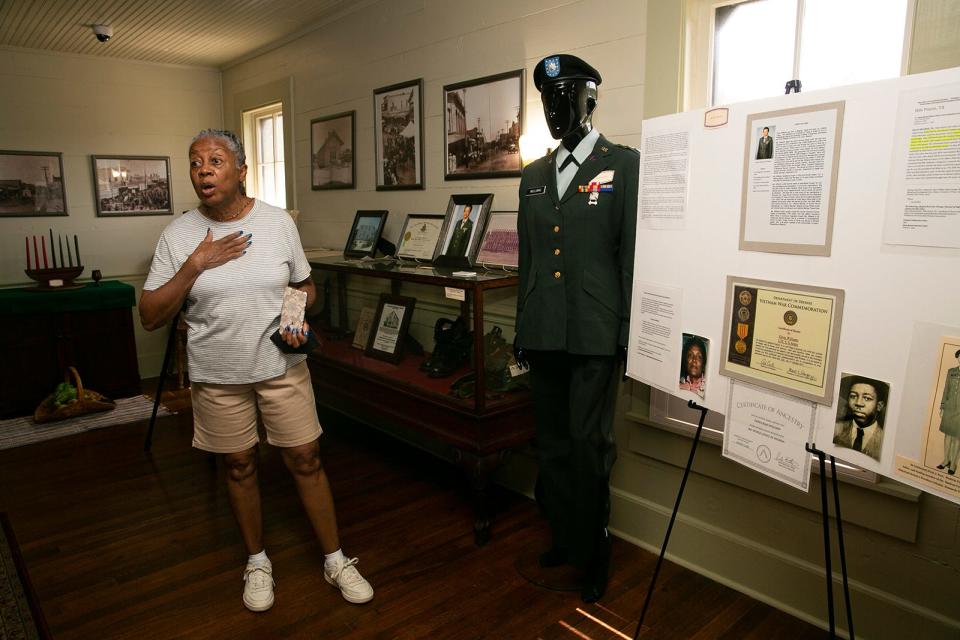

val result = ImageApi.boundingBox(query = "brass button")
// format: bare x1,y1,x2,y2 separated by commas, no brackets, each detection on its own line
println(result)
554,271,561,279
553,248,560,255
553,225,560,233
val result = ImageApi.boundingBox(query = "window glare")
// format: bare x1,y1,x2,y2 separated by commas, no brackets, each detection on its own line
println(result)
799,0,907,91
713,0,797,105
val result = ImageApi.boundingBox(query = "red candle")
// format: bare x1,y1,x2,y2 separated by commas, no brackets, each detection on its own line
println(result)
42,236,49,269
33,236,39,270
26,237,30,270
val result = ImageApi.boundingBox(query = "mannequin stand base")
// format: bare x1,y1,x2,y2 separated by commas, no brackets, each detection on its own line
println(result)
515,547,581,592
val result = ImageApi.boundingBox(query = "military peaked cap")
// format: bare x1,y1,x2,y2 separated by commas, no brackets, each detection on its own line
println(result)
533,54,602,91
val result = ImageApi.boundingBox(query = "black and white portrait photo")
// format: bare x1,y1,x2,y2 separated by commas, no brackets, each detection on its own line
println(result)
833,373,890,462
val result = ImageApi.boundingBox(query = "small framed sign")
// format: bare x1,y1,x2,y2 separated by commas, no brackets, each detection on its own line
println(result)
365,294,416,363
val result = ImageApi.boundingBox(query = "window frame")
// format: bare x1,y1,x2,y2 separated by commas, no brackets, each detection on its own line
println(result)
242,101,286,209
683,0,917,110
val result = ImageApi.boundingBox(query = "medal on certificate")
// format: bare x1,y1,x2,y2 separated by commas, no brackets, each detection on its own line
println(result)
735,322,749,354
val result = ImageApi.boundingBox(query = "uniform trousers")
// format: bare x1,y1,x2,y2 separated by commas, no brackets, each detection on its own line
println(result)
527,350,619,568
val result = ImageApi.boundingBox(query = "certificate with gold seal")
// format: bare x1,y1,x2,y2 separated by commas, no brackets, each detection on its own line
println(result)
720,276,844,405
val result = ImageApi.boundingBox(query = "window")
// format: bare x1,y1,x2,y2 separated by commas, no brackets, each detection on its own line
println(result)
687,0,912,108
243,102,286,209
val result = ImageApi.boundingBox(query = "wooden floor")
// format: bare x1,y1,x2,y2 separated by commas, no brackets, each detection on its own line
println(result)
0,394,827,639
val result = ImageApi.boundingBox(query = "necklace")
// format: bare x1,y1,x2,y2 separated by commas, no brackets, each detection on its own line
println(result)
206,197,249,223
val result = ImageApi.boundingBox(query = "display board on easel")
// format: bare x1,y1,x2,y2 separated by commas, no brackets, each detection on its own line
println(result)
626,66,960,505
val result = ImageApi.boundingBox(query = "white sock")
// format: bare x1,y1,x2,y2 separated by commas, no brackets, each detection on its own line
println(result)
324,548,345,572
248,550,269,567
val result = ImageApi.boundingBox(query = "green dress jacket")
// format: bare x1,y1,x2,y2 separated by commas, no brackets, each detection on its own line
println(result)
516,135,639,356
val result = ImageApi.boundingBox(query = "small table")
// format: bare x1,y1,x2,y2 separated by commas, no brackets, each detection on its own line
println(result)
0,281,141,418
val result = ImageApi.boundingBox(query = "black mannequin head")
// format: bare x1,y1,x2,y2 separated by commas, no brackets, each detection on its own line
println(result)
541,79,598,148
534,54,603,151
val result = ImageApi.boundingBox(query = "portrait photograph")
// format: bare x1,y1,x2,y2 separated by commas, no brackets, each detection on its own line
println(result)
678,333,709,400
0,150,67,217
92,156,172,216
832,373,890,463
433,193,493,266
374,79,424,190
921,338,960,475
754,125,775,160
311,111,354,190
444,70,523,180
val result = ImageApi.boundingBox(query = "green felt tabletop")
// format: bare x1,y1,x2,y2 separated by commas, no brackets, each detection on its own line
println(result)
0,280,136,314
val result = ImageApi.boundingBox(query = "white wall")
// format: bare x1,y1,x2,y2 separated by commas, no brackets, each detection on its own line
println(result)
0,46,222,375
221,0,646,252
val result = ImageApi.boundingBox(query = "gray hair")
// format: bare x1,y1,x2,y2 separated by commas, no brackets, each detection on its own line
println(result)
192,128,246,167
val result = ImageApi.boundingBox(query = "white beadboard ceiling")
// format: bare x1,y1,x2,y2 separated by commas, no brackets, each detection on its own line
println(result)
0,0,371,68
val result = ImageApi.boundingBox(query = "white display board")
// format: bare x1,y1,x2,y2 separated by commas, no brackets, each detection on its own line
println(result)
627,67,960,503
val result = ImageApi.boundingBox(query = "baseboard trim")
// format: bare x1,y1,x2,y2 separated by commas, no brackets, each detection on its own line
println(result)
609,488,960,639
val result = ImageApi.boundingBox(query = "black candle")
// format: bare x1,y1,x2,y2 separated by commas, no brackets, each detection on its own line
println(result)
58,235,64,268
49,229,56,268
74,235,81,266
67,239,73,267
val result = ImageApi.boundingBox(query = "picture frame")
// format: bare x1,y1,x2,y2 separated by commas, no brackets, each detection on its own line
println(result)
395,213,445,261
365,294,416,363
351,306,376,350
311,111,355,190
443,70,523,180
343,210,389,258
433,193,494,268
374,78,424,190
474,210,519,269
719,275,844,406
0,150,67,217
91,155,172,217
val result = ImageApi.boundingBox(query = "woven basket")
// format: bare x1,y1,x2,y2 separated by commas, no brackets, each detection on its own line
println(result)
33,366,116,424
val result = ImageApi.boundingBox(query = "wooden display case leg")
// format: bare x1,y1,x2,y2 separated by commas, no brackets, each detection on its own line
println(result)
456,450,507,547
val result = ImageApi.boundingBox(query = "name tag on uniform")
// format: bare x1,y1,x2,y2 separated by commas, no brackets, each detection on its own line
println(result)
526,186,546,196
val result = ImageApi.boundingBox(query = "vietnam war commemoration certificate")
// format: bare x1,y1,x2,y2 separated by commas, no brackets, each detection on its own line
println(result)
719,276,844,405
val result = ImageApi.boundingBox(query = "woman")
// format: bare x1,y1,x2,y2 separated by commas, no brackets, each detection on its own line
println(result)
938,348,960,475
140,129,373,612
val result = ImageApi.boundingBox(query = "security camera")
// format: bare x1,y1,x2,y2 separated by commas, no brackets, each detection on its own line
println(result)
92,24,112,43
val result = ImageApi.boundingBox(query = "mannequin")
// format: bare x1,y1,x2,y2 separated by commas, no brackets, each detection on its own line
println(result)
515,54,640,603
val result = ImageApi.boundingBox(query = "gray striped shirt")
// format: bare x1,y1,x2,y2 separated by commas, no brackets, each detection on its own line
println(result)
144,199,311,384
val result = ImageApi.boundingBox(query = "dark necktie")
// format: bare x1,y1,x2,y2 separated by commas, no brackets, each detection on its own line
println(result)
559,154,579,172
852,427,865,452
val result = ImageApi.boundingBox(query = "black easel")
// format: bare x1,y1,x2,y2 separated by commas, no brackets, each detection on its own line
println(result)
633,400,708,639
804,442,856,639
143,309,182,452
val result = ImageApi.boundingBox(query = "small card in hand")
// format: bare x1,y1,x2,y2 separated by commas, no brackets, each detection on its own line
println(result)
280,286,307,332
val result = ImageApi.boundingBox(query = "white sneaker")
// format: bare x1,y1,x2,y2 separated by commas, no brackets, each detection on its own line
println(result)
243,560,275,612
324,557,374,604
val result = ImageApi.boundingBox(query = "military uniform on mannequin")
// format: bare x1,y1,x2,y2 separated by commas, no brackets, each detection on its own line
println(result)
514,54,639,603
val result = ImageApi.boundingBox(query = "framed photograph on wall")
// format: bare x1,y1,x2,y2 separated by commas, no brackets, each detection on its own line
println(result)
474,210,519,269
311,111,355,190
443,70,523,180
92,155,172,216
343,210,389,259
374,79,424,190
0,150,67,217
395,213,445,261
365,294,416,363
433,193,494,268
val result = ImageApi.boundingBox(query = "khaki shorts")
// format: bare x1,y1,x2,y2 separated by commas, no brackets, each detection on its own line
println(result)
191,361,322,453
